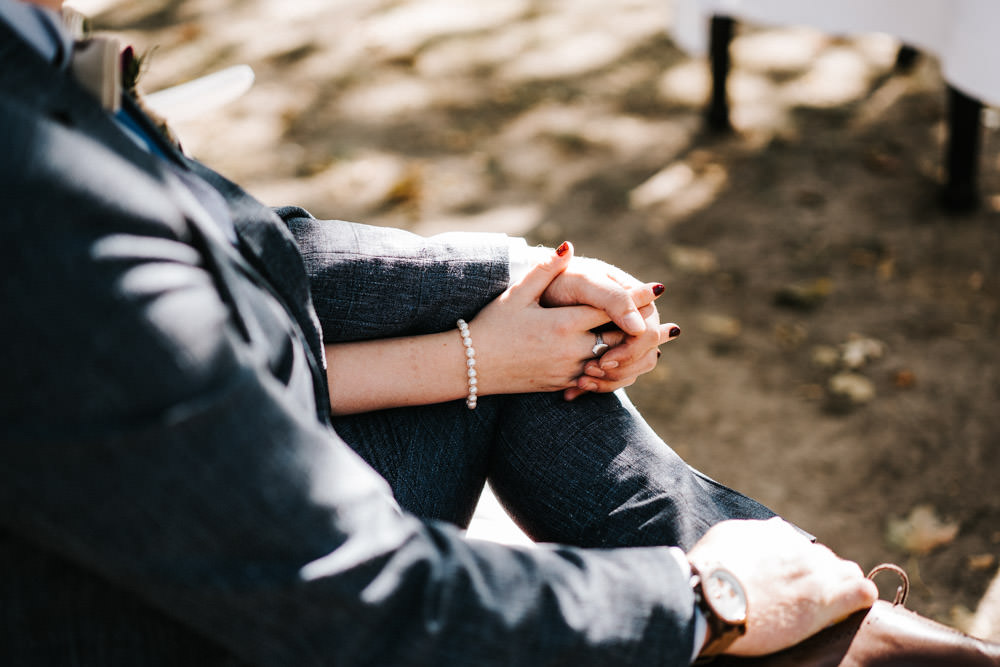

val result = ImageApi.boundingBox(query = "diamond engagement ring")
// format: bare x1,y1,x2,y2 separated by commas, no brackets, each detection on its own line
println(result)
591,332,610,357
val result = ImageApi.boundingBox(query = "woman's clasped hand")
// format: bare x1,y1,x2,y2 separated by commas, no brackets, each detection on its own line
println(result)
323,241,679,415
469,241,681,401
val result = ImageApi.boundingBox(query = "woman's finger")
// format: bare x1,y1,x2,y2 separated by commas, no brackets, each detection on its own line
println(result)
588,285,662,335
584,324,680,385
580,328,628,378
658,322,682,345
505,241,574,306
596,322,677,371
577,348,660,393
585,328,627,363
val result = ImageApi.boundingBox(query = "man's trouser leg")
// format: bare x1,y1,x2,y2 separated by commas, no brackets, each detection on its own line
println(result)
332,390,776,552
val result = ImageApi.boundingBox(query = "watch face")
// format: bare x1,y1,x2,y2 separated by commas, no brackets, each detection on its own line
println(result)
704,568,748,624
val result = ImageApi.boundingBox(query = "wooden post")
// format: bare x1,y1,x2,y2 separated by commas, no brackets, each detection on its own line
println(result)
707,16,734,132
941,86,982,212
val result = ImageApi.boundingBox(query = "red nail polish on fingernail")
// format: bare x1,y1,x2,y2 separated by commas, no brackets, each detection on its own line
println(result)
653,283,665,296
669,326,681,338
556,241,569,256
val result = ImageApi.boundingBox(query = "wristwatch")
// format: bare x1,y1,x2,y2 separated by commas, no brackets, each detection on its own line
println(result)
689,562,748,660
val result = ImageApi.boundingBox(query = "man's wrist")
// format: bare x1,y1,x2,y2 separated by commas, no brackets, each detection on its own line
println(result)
688,560,749,660
667,547,708,664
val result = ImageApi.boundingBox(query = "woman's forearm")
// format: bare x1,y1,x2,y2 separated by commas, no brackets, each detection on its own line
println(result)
325,332,471,415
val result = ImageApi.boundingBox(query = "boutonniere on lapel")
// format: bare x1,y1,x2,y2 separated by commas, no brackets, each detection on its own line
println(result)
119,43,150,99
63,7,180,149
119,43,182,148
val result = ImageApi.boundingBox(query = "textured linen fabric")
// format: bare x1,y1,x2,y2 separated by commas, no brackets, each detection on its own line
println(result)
285,209,511,343
331,390,774,548
0,9,773,665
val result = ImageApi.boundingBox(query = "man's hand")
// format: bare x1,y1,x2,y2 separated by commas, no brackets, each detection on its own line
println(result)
686,518,878,657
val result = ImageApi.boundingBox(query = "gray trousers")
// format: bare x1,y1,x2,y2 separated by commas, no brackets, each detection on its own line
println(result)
334,389,776,552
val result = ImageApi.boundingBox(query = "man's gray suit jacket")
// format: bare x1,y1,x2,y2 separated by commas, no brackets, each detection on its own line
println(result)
0,18,698,666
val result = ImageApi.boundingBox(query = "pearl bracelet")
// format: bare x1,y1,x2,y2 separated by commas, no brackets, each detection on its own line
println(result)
456,319,478,409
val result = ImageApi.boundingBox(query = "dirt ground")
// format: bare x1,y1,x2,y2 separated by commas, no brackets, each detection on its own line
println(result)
82,0,1000,634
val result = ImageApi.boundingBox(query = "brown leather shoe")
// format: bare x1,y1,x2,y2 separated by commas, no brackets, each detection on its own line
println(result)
711,564,1000,666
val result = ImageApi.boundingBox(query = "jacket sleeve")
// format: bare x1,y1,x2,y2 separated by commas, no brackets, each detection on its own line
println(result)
277,206,513,343
1,104,699,667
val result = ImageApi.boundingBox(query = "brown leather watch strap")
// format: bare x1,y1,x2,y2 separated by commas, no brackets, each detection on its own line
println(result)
691,563,748,660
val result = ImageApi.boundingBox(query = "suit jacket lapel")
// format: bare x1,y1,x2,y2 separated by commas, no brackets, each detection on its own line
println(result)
0,19,162,174
2,21,234,254
1,20,331,420
183,159,329,376
0,20,265,284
